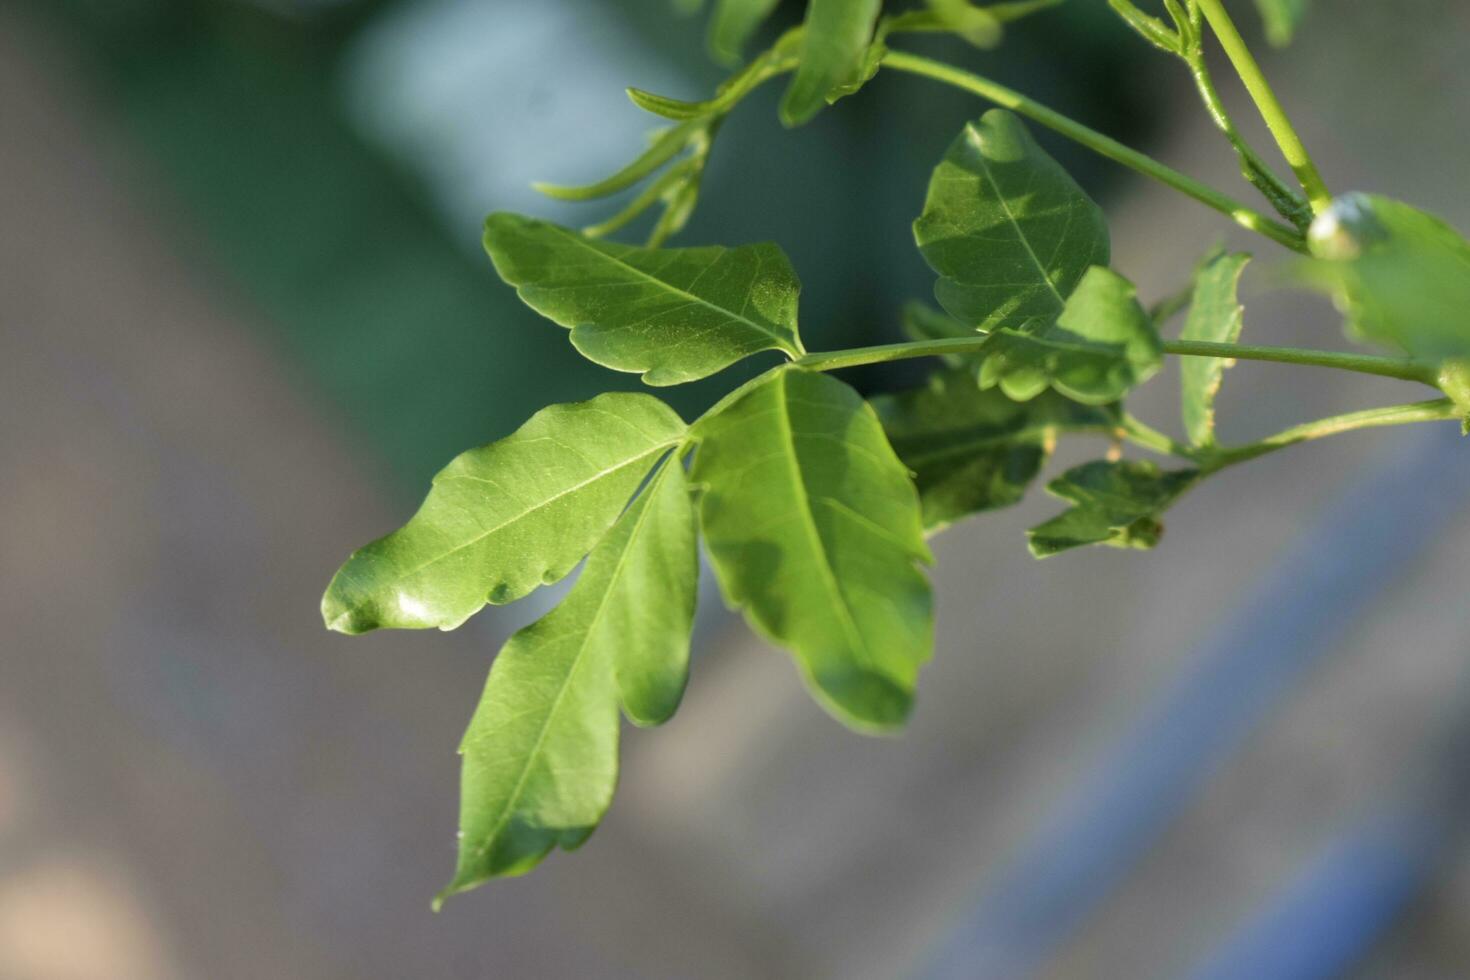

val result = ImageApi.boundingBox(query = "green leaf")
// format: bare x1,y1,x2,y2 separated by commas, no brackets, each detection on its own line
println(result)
1253,0,1308,46
978,266,1163,404
1306,193,1470,363
927,0,1003,48
321,393,685,634
873,368,1120,531
780,0,883,127
437,457,697,900
691,367,933,730
1179,250,1251,447
1028,460,1200,558
914,109,1111,334
484,214,805,385
708,0,782,66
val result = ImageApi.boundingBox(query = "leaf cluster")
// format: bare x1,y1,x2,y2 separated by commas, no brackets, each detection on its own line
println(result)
323,0,1470,900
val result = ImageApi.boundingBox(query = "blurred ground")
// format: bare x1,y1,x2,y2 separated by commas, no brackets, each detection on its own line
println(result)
3,2,1470,978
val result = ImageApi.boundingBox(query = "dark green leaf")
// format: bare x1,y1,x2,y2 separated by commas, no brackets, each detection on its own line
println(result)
914,109,1110,334
1179,250,1251,447
437,457,697,899
691,367,932,730
1028,460,1200,558
1306,193,1470,362
321,393,685,633
780,0,883,127
873,368,1120,531
1253,0,1308,46
484,214,804,385
978,266,1163,404
708,0,782,66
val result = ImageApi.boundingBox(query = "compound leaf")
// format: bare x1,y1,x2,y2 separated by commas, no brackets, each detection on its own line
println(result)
978,266,1163,404
914,109,1110,334
1028,460,1200,558
873,368,1120,531
485,214,804,385
1179,250,1251,447
438,457,697,900
691,367,932,730
322,393,685,634
780,0,883,127
1306,193,1470,363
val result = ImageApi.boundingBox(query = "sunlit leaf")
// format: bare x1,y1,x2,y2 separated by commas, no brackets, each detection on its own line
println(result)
438,457,697,899
1179,250,1251,447
322,393,685,633
692,367,933,730
1028,459,1200,557
1306,193,1470,363
485,214,804,384
873,368,1120,531
780,0,883,127
978,266,1163,404
914,109,1110,334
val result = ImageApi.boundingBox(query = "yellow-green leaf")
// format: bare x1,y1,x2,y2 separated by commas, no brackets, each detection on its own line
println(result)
322,393,685,633
438,457,697,899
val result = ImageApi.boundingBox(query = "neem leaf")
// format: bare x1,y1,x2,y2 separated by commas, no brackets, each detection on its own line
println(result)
708,0,782,66
780,0,883,127
873,368,1120,531
321,393,685,634
1028,460,1200,558
438,457,697,899
1179,250,1251,447
1253,0,1308,46
914,109,1110,334
1306,193,1470,363
978,266,1163,404
484,214,804,385
691,367,933,730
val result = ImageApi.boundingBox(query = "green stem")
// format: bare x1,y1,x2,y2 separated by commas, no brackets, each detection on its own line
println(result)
1119,414,1197,460
1182,47,1310,227
1207,399,1460,470
1193,0,1332,213
880,49,1308,253
1162,339,1438,384
796,335,1438,386
796,336,989,372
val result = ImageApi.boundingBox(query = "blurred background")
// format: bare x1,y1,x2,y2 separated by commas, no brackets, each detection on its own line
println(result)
3,0,1470,977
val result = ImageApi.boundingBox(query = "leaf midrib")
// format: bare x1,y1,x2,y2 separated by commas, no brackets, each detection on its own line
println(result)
772,372,873,673
967,124,1066,312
